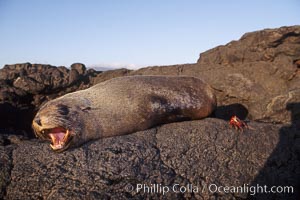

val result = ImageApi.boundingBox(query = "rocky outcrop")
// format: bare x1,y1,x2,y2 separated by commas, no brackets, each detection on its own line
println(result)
130,26,300,124
1,118,299,199
0,63,101,106
195,26,300,124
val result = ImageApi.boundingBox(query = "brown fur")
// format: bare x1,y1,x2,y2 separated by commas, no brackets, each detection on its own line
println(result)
32,76,217,151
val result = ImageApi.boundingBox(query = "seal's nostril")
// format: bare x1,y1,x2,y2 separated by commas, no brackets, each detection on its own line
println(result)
35,118,42,126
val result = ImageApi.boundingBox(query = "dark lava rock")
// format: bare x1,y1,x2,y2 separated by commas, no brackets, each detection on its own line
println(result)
0,133,25,199
0,146,13,200
0,63,90,101
194,26,300,124
1,118,299,199
0,63,100,135
69,63,86,85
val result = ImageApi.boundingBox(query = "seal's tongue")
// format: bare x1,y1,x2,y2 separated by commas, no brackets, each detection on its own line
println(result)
49,132,65,146
48,128,66,149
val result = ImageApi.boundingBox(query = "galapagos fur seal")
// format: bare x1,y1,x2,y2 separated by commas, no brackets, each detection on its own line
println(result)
32,76,216,152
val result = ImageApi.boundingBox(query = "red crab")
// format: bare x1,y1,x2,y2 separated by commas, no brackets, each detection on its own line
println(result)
229,115,249,131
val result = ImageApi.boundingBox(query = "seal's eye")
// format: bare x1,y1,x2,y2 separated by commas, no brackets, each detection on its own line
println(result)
35,118,42,126
57,104,70,115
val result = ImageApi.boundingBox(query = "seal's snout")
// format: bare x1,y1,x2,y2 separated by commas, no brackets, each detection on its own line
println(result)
32,114,41,132
32,114,45,139
31,107,75,152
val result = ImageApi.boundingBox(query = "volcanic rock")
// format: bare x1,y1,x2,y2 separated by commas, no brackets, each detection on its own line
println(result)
1,118,299,199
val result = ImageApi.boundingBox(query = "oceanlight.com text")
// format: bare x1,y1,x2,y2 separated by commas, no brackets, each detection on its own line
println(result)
208,183,294,196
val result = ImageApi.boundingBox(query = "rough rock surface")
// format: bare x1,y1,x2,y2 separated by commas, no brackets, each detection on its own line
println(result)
195,26,300,124
1,118,299,199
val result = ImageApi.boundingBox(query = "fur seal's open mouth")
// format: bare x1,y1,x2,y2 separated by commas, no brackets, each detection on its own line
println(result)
41,127,73,151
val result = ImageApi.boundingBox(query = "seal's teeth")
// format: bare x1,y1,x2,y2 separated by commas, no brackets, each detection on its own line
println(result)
63,130,70,143
49,134,57,145
50,143,55,149
50,143,63,150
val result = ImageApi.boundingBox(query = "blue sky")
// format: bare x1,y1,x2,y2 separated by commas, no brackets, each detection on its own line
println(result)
0,0,299,69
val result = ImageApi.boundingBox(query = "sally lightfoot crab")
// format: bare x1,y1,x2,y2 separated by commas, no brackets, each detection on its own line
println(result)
229,115,249,131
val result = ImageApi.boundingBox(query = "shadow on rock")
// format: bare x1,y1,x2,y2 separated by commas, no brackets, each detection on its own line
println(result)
0,102,35,138
248,102,300,199
214,103,249,120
